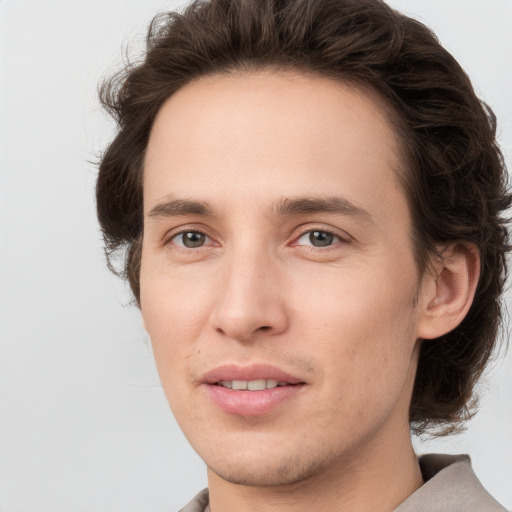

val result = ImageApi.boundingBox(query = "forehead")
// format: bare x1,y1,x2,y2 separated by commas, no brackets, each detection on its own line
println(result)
144,71,405,220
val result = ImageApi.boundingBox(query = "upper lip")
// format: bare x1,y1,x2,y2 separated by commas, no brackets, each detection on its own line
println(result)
202,364,304,384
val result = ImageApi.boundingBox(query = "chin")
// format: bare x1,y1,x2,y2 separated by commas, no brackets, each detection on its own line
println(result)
206,449,330,487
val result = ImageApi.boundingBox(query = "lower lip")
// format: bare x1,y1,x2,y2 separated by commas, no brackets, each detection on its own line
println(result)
205,384,304,416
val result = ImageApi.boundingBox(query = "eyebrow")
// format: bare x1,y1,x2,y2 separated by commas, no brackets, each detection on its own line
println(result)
271,196,373,223
147,195,373,223
148,197,217,219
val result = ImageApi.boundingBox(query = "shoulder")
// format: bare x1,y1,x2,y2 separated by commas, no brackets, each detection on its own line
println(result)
394,454,508,511
178,488,209,512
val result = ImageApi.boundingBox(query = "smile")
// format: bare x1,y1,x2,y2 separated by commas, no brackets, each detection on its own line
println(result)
203,364,306,416
216,379,293,390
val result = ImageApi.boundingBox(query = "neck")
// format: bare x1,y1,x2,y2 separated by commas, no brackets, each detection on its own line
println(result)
207,424,423,512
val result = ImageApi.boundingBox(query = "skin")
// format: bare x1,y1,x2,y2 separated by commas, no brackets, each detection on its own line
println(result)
140,71,479,512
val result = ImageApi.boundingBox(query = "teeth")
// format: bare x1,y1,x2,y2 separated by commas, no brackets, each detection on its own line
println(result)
232,380,248,390
247,379,266,391
218,379,285,390
266,379,279,389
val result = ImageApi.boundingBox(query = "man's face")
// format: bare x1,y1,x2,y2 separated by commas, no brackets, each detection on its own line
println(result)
141,71,425,486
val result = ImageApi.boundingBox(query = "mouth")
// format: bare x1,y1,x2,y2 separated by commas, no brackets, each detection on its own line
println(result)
202,364,306,416
214,379,297,390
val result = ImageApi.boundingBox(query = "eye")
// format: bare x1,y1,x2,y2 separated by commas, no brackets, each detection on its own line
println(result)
295,230,342,248
171,230,211,248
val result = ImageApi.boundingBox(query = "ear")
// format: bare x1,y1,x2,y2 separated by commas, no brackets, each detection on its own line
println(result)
416,243,480,340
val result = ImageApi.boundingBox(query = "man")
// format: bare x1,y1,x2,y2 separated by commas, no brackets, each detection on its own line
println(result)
96,0,511,510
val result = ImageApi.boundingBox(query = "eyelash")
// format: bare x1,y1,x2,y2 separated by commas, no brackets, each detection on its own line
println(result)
164,226,350,251
166,228,213,249
291,227,350,250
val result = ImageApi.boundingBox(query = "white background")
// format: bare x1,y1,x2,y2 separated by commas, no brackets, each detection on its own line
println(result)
0,1,511,511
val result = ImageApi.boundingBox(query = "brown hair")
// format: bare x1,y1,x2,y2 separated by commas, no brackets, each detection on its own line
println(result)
96,0,511,434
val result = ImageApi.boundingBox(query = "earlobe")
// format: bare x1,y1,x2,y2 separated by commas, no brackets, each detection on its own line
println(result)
416,243,480,340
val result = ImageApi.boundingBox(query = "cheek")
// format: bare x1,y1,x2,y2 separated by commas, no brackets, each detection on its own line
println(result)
140,252,215,338
141,295,200,425
293,259,418,339
139,267,208,390
292,262,419,407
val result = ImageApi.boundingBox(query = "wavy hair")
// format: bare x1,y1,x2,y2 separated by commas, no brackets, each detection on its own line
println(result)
96,0,511,434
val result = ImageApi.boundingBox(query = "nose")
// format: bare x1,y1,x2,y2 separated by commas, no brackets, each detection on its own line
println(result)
209,251,289,342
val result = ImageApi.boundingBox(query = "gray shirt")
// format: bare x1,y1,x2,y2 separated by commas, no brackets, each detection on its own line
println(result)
179,454,507,511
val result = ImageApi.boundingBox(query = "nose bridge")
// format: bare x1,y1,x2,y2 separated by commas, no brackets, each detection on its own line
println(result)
211,241,287,341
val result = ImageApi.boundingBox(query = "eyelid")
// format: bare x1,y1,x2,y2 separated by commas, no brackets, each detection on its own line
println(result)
293,224,351,240
160,223,350,249
290,225,352,248
163,224,218,248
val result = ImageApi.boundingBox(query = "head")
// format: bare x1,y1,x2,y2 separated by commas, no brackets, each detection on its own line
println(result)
97,0,510,483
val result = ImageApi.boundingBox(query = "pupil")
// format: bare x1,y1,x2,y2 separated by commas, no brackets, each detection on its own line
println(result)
309,231,333,247
183,232,205,248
